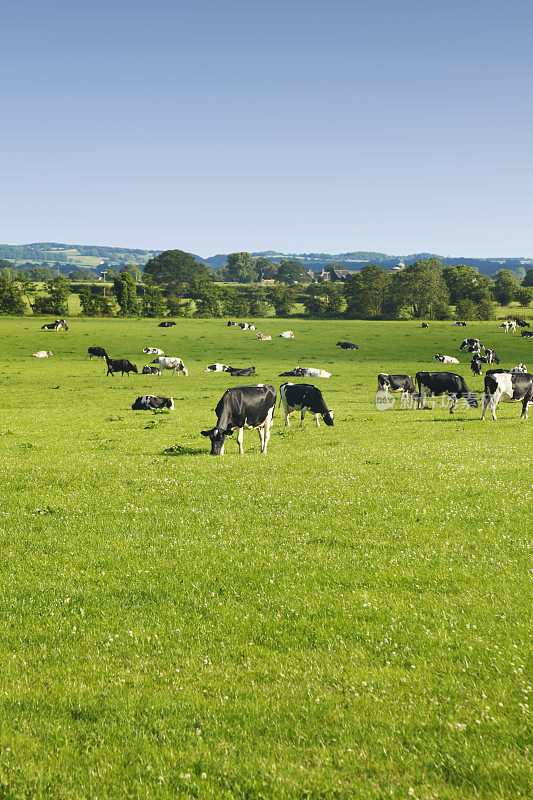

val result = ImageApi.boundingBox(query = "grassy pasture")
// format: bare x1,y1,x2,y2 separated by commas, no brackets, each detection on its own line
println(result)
0,317,530,799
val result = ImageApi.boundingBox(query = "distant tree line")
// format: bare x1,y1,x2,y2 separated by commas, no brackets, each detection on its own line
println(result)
0,252,532,318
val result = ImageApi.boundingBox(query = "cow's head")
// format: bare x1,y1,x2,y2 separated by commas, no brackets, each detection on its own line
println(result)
181,366,189,376
151,358,160,364
464,391,479,409
323,410,334,426
201,426,233,455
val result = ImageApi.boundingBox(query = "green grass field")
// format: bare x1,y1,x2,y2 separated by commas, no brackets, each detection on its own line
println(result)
0,317,530,799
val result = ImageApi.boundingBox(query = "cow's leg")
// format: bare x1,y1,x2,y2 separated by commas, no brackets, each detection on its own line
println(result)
299,409,306,427
262,411,273,453
284,412,290,427
449,394,458,413
236,427,245,455
520,396,531,420
418,387,425,409
481,392,490,420
315,414,320,427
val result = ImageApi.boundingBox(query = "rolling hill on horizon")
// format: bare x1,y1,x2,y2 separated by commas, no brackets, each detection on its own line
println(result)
1,242,531,278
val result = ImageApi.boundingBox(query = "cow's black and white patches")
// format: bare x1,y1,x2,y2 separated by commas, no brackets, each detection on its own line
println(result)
482,372,533,420
279,383,334,427
416,372,478,413
201,384,276,455
131,395,174,411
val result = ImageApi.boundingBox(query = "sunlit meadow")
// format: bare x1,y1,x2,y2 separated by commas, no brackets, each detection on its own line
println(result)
0,316,530,799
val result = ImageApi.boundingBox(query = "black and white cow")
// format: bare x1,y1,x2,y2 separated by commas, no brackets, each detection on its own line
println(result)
482,372,533,420
453,321,467,326
228,366,256,377
86,346,108,360
41,319,68,331
152,356,188,375
483,348,499,364
459,338,481,351
158,321,176,327
142,365,162,375
515,318,530,328
279,382,334,427
521,330,533,338
204,363,230,372
376,373,415,397
239,323,256,331
143,347,164,355
201,384,276,455
227,320,238,326
470,355,483,376
434,354,459,363
336,341,359,350
131,395,174,411
416,372,478,413
105,357,138,377
279,367,332,378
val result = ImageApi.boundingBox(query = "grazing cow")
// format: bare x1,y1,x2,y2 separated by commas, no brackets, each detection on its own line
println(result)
515,318,530,328
279,331,295,338
86,346,108,360
158,321,176,327
416,372,478,413
201,384,276,455
105,357,138,377
227,320,238,326
256,333,272,341
499,321,517,333
204,363,230,372
32,350,53,358
434,354,460,363
279,382,334,427
482,372,533,420
336,341,359,350
521,330,533,338
470,356,483,376
510,364,528,373
279,367,332,378
131,395,174,411
460,338,481,351
453,321,467,326
228,366,256,377
376,373,415,398
142,347,164,355
142,365,162,375
152,356,188,375
483,348,499,364
421,322,429,328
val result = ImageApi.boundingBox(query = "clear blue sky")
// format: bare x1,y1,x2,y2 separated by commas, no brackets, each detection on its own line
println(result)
1,0,531,257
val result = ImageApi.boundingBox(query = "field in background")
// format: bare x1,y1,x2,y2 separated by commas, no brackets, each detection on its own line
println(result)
0,317,530,799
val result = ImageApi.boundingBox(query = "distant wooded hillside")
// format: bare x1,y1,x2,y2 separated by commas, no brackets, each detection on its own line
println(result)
1,242,531,278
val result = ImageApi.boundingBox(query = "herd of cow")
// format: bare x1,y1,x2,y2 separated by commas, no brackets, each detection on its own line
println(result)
35,315,532,455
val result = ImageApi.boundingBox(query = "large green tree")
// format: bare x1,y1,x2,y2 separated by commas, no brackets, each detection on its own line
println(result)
223,252,258,283
277,259,307,284
113,272,139,315
493,270,521,305
303,283,344,316
441,264,493,305
0,274,26,314
144,250,212,296
32,276,70,315
387,258,450,319
344,265,391,318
